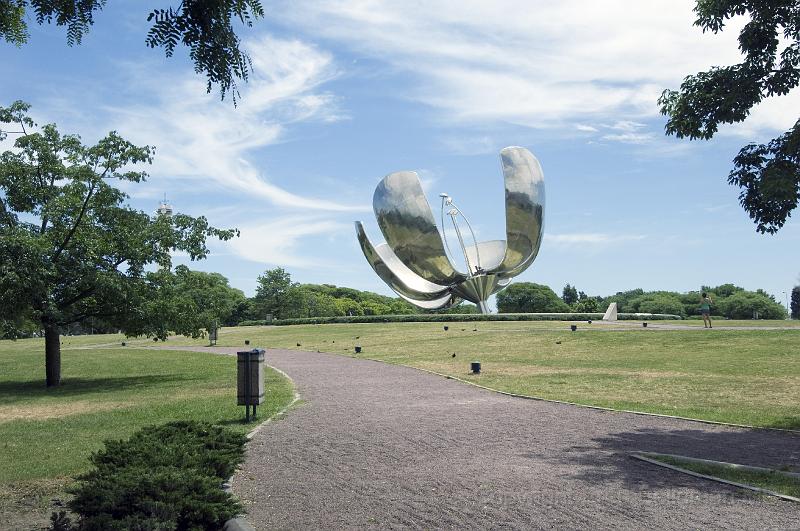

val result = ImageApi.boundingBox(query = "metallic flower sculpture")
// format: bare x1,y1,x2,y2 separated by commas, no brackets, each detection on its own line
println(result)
355,146,545,314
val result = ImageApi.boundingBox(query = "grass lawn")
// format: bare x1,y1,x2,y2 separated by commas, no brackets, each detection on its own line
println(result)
164,321,800,430
642,453,800,500
0,338,294,529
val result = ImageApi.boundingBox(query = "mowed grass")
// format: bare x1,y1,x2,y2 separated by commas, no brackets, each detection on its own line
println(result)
166,321,800,430
0,339,294,528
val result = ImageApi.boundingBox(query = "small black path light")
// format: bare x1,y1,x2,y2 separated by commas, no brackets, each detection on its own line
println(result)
443,326,449,331
355,346,362,353
570,325,577,332
121,342,126,347
471,361,481,374
245,340,250,345
643,322,648,328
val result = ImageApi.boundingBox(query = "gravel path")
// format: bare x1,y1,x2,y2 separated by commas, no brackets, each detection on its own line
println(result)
185,347,800,529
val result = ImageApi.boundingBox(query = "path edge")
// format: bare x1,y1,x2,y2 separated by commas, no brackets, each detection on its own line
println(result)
348,353,800,435
630,453,800,503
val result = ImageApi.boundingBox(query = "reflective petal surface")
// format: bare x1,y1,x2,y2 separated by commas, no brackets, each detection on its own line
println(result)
490,146,545,279
355,146,545,313
355,222,450,302
373,171,466,285
464,239,506,274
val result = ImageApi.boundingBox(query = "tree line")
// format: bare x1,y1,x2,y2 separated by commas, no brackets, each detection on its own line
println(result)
497,282,790,320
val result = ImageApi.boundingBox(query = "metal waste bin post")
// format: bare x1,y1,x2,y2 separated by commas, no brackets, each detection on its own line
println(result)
237,349,265,422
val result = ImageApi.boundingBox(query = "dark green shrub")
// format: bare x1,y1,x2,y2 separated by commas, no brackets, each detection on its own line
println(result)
61,421,246,531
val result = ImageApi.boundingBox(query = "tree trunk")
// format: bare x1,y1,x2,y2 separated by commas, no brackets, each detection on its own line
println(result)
44,323,61,387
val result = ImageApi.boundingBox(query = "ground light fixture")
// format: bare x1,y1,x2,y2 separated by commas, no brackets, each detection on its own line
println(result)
471,362,481,374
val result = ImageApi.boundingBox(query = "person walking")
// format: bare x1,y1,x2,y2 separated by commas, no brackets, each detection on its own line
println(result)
700,292,713,328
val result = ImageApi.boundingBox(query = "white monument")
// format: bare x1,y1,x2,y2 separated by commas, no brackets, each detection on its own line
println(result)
603,302,618,321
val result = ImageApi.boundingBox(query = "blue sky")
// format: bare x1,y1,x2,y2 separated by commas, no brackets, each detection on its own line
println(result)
2,0,798,310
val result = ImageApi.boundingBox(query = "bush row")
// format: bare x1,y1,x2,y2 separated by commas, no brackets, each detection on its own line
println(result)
52,421,246,531
238,312,681,326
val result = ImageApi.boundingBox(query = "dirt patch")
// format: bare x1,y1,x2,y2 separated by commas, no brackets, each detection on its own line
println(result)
0,400,132,423
0,478,71,531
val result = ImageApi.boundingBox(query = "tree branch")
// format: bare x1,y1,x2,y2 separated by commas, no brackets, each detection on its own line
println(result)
57,286,96,310
52,181,95,262
57,310,115,326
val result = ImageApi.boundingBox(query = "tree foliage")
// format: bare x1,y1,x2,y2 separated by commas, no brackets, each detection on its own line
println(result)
137,266,245,339
0,101,236,385
791,285,800,319
0,0,264,102
659,1,800,233
496,282,570,313
253,266,295,320
561,283,578,305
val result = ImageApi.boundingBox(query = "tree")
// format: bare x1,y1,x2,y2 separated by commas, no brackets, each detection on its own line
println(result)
561,283,578,305
630,293,686,317
717,290,787,319
0,101,236,386
144,266,245,337
573,298,598,313
0,0,264,103
659,2,800,233
791,285,800,319
253,267,296,320
496,283,570,313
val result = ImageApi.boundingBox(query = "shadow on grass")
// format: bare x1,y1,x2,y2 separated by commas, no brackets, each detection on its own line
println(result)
0,375,195,404
553,423,800,497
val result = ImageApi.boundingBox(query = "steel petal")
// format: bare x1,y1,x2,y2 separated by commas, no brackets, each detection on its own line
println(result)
397,291,461,310
355,222,450,302
373,171,466,284
490,146,545,279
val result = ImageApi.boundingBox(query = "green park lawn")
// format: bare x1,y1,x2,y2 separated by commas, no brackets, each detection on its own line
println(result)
167,321,800,430
0,338,294,528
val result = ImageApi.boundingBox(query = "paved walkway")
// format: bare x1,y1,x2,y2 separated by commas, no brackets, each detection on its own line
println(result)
188,347,799,529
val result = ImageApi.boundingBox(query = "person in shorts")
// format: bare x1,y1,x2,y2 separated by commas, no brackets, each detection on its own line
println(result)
700,292,713,328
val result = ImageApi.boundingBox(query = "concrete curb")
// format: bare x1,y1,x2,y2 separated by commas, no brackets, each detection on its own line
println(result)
631,452,800,503
222,517,256,531
222,361,301,531
635,451,800,479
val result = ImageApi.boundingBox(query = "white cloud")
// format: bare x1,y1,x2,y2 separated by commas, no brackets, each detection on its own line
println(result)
224,217,351,267
273,0,773,132
103,35,365,212
601,132,655,145
545,233,646,246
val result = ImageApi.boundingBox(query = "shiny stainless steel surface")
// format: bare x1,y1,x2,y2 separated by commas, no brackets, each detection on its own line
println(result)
465,240,506,274
355,222,450,302
355,147,545,314
491,146,545,279
373,171,466,285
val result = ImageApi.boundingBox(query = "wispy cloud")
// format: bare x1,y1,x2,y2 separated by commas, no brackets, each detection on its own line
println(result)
99,35,365,212
224,216,351,267
273,0,782,134
600,132,655,144
545,233,646,246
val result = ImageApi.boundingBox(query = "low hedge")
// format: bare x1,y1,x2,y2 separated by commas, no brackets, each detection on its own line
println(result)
51,421,247,531
239,312,681,326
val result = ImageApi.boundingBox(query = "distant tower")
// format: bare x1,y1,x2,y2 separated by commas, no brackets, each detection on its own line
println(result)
156,194,173,217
